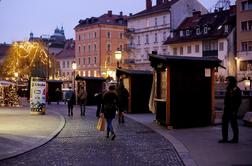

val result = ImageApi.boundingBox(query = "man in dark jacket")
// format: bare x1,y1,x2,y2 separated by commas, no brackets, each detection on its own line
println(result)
65,87,75,116
219,76,242,143
101,85,118,140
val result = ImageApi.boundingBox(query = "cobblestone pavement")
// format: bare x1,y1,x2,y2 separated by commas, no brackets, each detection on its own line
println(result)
0,104,184,166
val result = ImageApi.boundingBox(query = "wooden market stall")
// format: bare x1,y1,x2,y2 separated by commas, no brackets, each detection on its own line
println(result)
116,68,153,113
149,54,221,128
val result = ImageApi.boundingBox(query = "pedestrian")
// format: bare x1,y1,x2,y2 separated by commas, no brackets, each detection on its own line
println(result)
55,88,61,104
219,76,242,143
78,86,87,116
101,85,118,140
65,87,75,116
117,80,129,124
94,92,103,118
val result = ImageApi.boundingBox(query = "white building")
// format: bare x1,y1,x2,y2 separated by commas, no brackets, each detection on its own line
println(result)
126,0,207,70
164,7,237,81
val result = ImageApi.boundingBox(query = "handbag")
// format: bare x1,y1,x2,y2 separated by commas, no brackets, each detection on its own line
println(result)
96,117,105,131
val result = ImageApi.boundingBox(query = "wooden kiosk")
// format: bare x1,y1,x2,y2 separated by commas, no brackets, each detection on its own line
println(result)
149,54,221,128
116,68,153,113
75,76,106,105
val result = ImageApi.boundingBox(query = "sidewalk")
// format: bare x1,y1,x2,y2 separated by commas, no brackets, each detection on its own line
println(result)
126,113,252,166
0,106,65,160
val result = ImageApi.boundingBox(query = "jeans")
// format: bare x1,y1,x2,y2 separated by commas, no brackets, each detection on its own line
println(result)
106,118,114,133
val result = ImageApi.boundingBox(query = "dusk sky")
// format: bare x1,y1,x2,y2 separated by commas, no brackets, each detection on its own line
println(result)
0,0,235,44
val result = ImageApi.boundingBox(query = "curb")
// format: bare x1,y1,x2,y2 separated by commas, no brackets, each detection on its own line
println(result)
0,110,66,161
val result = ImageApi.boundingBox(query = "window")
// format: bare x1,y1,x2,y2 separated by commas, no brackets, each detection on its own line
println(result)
120,32,123,39
88,57,91,64
89,32,92,39
180,47,183,55
94,57,97,64
107,56,111,64
180,30,184,37
78,35,81,41
249,20,252,31
163,16,166,25
78,46,81,53
82,34,85,40
94,32,97,38
83,58,85,65
146,19,150,27
196,28,201,35
242,42,248,51
62,61,65,68
248,41,252,51
78,58,81,65
120,44,123,51
163,32,166,41
187,46,191,54
195,45,200,53
88,45,91,52
83,45,85,52
154,33,158,43
138,36,141,45
203,40,218,51
186,30,190,36
173,47,177,55
107,43,111,51
242,21,248,31
219,42,224,51
240,61,247,71
94,44,97,51
67,61,70,68
107,32,111,38
241,1,252,11
204,27,208,34
145,34,149,44
155,18,158,26
224,25,228,33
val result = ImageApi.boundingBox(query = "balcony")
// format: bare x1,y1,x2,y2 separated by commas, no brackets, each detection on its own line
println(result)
203,50,218,57
125,28,135,37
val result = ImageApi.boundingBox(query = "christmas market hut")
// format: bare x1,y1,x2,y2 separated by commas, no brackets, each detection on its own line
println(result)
46,80,63,103
116,68,153,113
75,76,106,105
149,54,221,128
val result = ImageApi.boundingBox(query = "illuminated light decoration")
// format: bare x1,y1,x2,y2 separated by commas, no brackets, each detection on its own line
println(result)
0,41,52,79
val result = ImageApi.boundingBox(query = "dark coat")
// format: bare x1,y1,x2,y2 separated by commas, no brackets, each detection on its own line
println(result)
117,87,129,112
101,90,118,119
224,86,242,115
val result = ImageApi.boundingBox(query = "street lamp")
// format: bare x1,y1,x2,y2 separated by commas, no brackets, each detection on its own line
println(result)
47,42,52,80
72,61,77,91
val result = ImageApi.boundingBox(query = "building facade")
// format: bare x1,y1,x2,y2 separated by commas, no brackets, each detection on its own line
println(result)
164,7,237,81
74,11,128,79
236,0,252,81
55,39,75,88
126,0,207,70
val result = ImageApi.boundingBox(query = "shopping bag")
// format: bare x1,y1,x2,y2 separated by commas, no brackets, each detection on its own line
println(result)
96,117,105,131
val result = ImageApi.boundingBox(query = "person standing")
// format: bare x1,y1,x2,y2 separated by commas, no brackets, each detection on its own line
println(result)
78,86,87,116
94,92,103,118
117,81,129,124
219,76,242,143
101,85,118,140
65,87,75,116
55,88,61,104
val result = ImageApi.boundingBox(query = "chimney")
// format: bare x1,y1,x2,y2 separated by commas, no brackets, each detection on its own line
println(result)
146,0,152,9
156,0,163,6
108,10,112,16
192,11,201,17
120,11,123,16
229,5,236,14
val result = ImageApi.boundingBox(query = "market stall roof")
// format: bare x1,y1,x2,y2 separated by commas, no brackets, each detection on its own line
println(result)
75,76,106,81
149,54,222,69
116,68,152,76
46,80,63,83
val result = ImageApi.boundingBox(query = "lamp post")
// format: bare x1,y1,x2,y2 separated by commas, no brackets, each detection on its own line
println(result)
72,61,77,91
115,48,122,86
47,42,52,80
